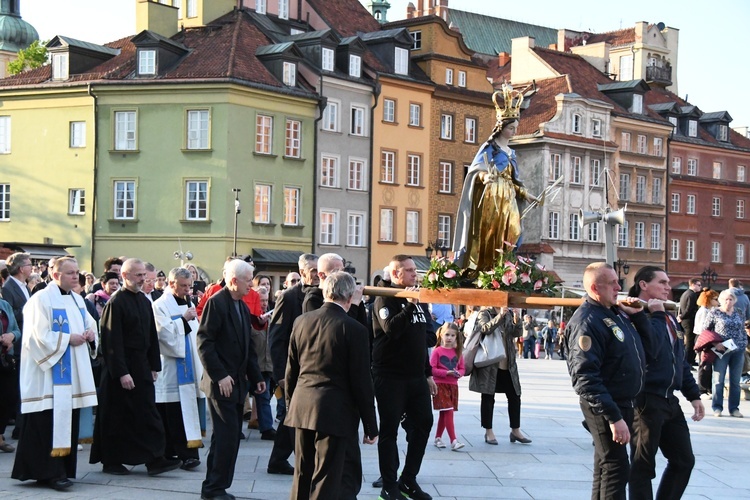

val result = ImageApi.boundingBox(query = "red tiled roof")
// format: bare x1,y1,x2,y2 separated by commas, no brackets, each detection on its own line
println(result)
305,0,381,38
513,75,570,136
586,28,635,47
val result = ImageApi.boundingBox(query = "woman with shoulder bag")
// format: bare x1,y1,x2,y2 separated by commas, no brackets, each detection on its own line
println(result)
469,306,531,445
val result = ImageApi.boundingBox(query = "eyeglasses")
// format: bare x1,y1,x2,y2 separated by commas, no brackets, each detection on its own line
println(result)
289,279,300,284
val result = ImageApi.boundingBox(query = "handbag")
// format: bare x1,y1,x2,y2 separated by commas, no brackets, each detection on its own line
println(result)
462,313,482,376
474,331,507,368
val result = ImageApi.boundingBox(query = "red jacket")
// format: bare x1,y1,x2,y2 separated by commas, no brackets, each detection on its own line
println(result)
197,283,261,318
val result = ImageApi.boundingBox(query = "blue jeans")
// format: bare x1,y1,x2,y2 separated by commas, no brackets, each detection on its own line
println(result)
712,348,745,412
253,373,274,432
523,337,536,359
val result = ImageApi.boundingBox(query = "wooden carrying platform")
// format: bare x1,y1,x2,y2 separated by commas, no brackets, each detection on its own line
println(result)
362,286,582,309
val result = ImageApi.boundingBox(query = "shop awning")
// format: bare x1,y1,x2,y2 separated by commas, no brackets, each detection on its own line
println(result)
0,242,78,260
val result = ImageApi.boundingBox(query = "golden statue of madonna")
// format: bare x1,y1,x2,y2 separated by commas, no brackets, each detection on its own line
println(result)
452,83,538,273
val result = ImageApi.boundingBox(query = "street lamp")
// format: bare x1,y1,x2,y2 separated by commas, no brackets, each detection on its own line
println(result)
425,240,449,259
701,266,718,288
232,188,241,257
613,259,630,288
343,259,356,275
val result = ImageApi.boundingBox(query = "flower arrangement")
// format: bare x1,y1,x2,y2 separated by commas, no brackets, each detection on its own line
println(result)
421,256,463,290
475,241,558,295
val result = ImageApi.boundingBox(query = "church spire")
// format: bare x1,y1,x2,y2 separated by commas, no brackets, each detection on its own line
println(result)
367,0,391,24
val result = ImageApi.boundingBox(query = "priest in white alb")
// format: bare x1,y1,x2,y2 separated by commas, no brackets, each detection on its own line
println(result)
153,267,204,471
11,257,97,492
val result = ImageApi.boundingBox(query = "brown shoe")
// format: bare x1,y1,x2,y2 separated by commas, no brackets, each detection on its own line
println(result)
247,419,259,429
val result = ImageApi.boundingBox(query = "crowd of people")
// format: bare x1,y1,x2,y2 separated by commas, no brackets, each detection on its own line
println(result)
1,251,749,499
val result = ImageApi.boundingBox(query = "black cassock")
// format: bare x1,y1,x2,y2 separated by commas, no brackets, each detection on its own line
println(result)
90,288,166,466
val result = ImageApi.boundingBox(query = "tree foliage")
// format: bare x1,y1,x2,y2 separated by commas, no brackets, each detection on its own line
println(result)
8,40,48,75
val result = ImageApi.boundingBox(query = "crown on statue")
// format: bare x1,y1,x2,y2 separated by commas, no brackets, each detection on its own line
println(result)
492,83,527,121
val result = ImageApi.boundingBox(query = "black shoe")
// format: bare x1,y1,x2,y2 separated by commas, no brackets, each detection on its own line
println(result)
102,464,130,475
201,493,236,500
180,458,201,470
239,432,246,440
398,478,432,500
40,478,73,491
260,429,277,440
372,475,383,488
147,457,182,476
378,485,402,500
267,461,294,475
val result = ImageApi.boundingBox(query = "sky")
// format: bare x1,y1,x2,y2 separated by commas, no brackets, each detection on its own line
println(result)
17,0,750,128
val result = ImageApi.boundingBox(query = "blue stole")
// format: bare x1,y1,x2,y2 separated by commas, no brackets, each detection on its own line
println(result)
171,314,196,384
51,309,72,386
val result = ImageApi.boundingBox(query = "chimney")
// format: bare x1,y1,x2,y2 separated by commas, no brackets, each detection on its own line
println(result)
406,2,416,18
136,0,179,38
498,52,511,67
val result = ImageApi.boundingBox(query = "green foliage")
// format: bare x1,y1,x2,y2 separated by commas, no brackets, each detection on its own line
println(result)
475,241,558,295
8,40,48,76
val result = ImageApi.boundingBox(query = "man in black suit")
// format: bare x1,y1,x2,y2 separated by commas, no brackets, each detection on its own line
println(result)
197,259,266,500
1,252,31,330
267,253,318,475
286,271,378,499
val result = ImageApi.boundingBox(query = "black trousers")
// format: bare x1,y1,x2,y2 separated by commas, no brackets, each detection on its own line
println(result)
374,375,433,490
580,399,633,500
682,320,696,364
157,402,200,462
202,398,243,497
291,428,346,500
630,392,695,500
11,408,80,482
480,368,521,430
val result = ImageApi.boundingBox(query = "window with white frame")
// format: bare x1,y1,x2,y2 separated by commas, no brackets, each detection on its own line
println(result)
380,151,395,183
671,193,680,213
283,186,299,225
445,68,453,85
712,196,721,216
739,165,746,182
686,240,695,261
687,158,697,176
52,53,68,80
438,214,451,248
631,93,643,114
410,30,422,50
591,159,601,186
668,116,678,129
651,223,661,250
255,114,273,154
347,212,365,247
321,47,334,71
653,137,663,157
285,119,301,158
621,132,631,151
619,54,633,80
186,0,197,17
114,180,136,220
672,156,681,174
349,54,361,78
464,117,476,143
619,221,629,247
738,199,745,219
571,156,582,184
405,210,419,243
138,49,156,75
688,120,697,137
548,211,560,239
0,184,9,220
322,100,339,132
636,134,647,154
719,124,728,142
114,111,136,150
439,162,452,193
409,103,421,126
406,154,421,186
652,177,662,204
383,99,395,123
185,180,208,220
187,109,209,149
572,113,582,134
569,213,580,240
687,194,696,214
713,161,722,179
350,106,366,136
254,184,271,223
592,118,602,137
380,208,394,241
587,221,600,242
738,243,746,265
458,70,466,87
394,47,409,75
278,0,288,19
255,0,266,14
671,239,679,260
319,210,338,245
551,153,562,179
348,158,366,191
620,173,630,200
68,189,85,215
440,114,453,140
282,61,296,86
711,241,721,263
636,175,646,203
634,222,645,249
321,155,339,188
0,116,9,154
70,121,86,148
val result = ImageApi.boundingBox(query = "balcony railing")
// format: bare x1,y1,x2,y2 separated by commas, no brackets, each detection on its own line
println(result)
646,65,672,85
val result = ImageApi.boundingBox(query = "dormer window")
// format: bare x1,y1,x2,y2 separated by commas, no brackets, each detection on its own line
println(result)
572,113,582,134
668,116,678,128
592,118,602,137
256,0,266,14
52,53,69,80
688,120,698,137
719,124,728,142
349,55,361,78
138,49,156,76
283,61,296,86
322,48,334,71
279,0,289,20
394,47,408,75
631,94,643,114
